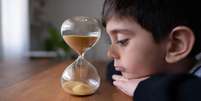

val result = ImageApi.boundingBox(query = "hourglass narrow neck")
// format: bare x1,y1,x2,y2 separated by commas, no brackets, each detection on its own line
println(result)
75,52,86,69
78,52,86,59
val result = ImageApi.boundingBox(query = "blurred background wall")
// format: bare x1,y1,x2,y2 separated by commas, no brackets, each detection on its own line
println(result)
0,0,109,61
29,0,108,61
0,0,2,60
1,0,29,61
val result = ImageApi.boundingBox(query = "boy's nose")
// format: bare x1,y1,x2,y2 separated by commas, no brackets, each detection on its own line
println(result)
107,44,120,59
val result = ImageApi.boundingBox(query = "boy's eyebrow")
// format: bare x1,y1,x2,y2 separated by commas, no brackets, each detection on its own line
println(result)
109,29,133,35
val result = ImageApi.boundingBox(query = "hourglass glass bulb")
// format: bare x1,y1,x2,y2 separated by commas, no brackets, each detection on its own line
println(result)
61,56,100,96
60,16,101,96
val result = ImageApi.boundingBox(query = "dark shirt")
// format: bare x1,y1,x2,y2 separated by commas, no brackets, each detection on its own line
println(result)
134,65,201,101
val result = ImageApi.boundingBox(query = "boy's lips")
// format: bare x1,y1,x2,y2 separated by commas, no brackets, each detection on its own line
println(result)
114,66,125,72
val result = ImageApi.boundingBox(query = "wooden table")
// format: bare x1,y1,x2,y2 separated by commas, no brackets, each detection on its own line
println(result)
0,60,132,101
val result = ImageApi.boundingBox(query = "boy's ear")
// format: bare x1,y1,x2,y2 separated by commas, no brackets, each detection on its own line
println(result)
165,26,195,63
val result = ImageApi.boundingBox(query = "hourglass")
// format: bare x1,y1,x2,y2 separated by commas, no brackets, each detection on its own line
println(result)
60,16,101,96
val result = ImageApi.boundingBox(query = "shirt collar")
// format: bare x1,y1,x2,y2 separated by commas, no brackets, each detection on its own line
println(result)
189,60,201,75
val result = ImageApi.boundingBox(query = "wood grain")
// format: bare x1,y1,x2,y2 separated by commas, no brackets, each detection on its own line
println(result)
0,60,132,101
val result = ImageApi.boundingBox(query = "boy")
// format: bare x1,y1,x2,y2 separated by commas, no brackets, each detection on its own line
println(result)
102,0,201,101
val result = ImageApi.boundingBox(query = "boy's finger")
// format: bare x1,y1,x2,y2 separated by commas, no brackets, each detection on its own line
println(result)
113,80,134,96
112,75,127,81
112,75,122,80
113,80,123,87
117,85,130,96
113,81,129,94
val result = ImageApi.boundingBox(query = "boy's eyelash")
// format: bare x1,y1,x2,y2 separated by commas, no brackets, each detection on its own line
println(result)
116,39,129,46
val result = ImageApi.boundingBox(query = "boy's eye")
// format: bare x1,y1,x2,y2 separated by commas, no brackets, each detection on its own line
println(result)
116,39,129,46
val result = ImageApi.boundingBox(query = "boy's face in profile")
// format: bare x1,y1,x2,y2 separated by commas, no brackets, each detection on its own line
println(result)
106,17,168,79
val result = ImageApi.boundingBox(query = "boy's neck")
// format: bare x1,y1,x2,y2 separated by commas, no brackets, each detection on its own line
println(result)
167,58,197,74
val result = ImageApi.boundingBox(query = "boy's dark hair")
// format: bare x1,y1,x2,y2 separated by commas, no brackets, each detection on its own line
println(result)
102,0,201,58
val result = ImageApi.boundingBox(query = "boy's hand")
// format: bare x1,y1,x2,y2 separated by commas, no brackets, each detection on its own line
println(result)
112,75,149,96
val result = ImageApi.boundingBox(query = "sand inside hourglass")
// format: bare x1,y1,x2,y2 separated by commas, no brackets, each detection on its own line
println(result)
63,35,98,55
62,81,96,95
62,35,98,95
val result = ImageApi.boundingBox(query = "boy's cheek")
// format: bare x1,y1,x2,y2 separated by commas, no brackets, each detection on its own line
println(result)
122,64,155,79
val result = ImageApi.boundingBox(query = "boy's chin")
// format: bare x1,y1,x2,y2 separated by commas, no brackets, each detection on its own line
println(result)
121,72,149,79
121,72,139,79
